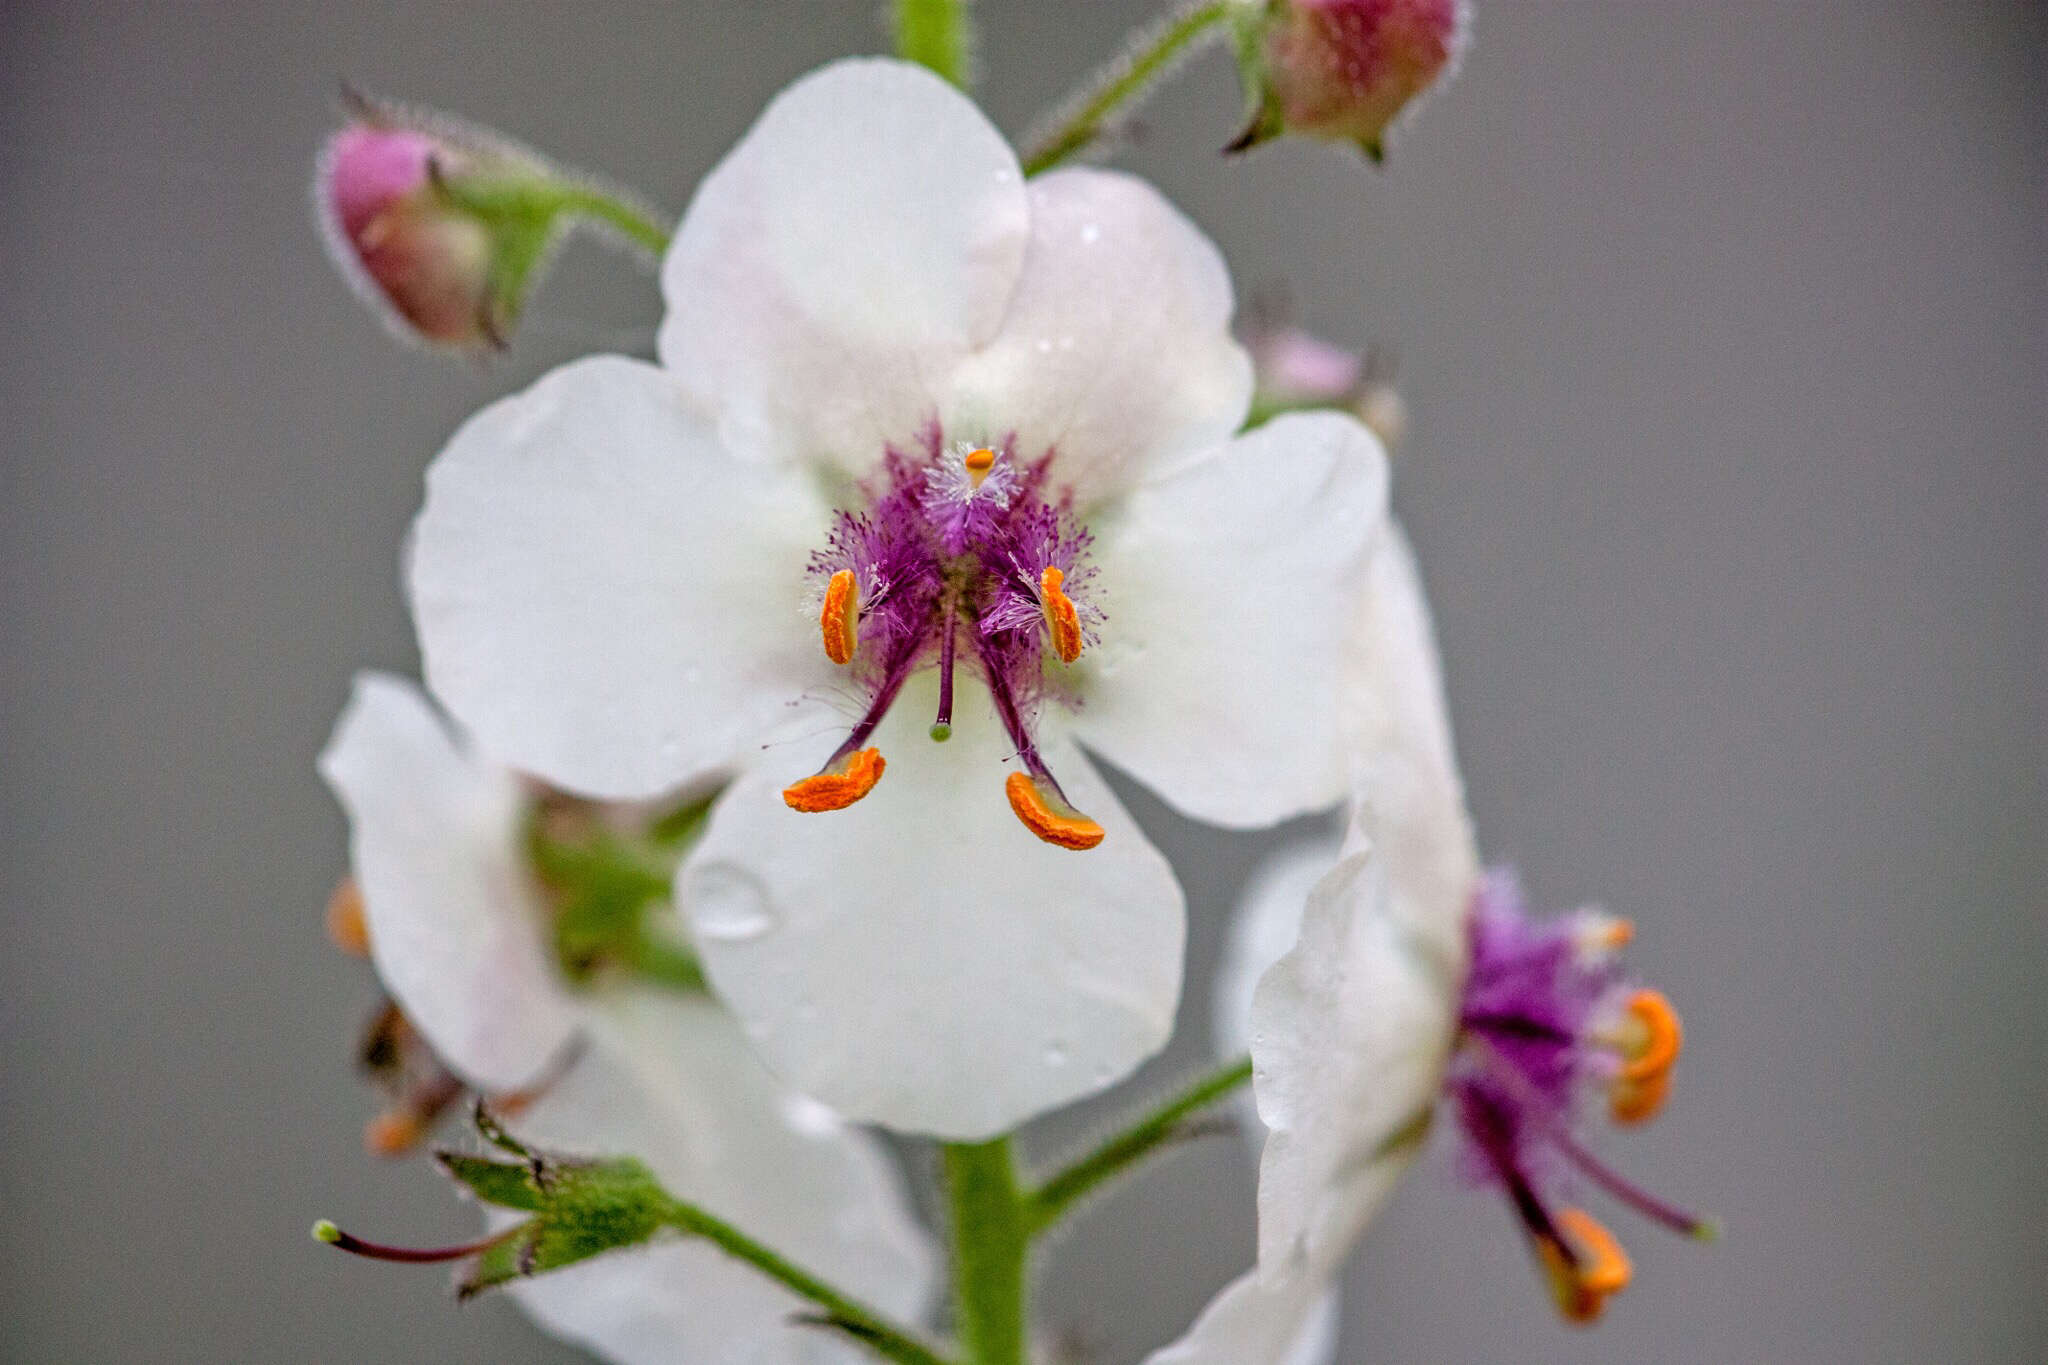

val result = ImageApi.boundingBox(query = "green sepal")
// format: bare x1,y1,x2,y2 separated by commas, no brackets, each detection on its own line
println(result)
439,1145,676,1299
436,1151,548,1212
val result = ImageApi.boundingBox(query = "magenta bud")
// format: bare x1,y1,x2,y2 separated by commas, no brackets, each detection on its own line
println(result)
1244,318,1409,450
1248,324,1365,406
1239,0,1469,160
314,94,567,352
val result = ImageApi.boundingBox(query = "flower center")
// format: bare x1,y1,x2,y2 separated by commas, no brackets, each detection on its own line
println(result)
780,438,1105,850
1450,876,1712,1323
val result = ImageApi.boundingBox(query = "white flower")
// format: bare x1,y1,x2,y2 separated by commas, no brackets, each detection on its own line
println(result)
406,59,1390,1138
1151,528,1477,1363
318,672,934,1363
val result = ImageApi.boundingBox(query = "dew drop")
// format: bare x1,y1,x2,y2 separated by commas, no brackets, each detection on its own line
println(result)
1079,222,1101,244
1043,1041,1069,1068
1033,337,1054,355
689,866,780,943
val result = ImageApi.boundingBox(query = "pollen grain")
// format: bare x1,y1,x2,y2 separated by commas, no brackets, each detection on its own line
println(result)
964,446,996,486
783,747,886,812
1608,988,1682,1124
1005,771,1104,850
326,878,371,957
1040,566,1084,664
820,568,860,665
1542,1208,1632,1325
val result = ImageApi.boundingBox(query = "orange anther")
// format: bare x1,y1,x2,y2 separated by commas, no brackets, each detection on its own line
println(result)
1618,989,1682,1084
783,748,887,812
1005,771,1104,850
363,1109,426,1157
963,446,996,485
326,878,371,957
1610,1067,1673,1125
820,568,859,665
1539,1207,1633,1324
1577,913,1634,956
1040,566,1083,664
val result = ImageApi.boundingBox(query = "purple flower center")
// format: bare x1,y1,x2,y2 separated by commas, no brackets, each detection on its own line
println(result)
780,430,1107,850
1445,871,1709,1322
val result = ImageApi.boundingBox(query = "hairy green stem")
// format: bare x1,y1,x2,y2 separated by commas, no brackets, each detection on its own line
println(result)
1026,1056,1254,1235
661,1198,953,1365
550,185,672,255
893,0,977,89
1019,0,1236,176
944,1137,1029,1365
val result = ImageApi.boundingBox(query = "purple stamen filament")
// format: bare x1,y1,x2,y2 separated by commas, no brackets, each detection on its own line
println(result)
318,1223,516,1264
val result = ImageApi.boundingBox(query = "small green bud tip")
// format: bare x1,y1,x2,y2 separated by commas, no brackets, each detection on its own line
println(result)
1693,1216,1725,1244
313,1219,343,1245
929,722,952,742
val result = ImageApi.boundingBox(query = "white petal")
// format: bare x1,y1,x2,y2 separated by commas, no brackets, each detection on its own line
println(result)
408,355,828,799
1343,524,1480,962
502,990,936,1365
1144,1268,1339,1365
1072,412,1390,828
316,672,578,1091
1213,840,1339,1059
948,169,1252,505
658,59,1030,474
679,673,1184,1139
1249,844,1456,1280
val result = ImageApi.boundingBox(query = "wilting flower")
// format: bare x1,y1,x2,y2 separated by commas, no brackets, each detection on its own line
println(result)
407,59,1390,1138
315,93,568,350
1233,0,1471,160
1156,530,1706,1361
318,673,934,1361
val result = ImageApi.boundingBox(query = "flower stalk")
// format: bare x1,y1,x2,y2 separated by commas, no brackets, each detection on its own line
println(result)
659,1200,954,1365
893,0,978,90
1019,0,1238,176
943,1137,1030,1365
1025,1055,1254,1235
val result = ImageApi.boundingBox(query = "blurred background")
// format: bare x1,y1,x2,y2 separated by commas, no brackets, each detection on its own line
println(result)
2,2,2041,1361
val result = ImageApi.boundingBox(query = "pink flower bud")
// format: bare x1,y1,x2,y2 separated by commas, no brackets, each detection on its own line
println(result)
1244,318,1410,450
1248,324,1365,406
316,121,496,348
1239,0,1469,160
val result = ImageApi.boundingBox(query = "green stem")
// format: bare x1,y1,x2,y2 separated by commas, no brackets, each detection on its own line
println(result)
661,1198,953,1365
893,0,976,89
1019,0,1237,176
1025,1056,1254,1236
943,1138,1029,1365
550,185,672,256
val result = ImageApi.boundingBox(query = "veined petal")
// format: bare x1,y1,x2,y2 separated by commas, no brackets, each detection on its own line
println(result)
1073,412,1389,828
1144,1269,1339,1365
1344,524,1480,963
408,355,826,800
679,674,1184,1139
316,672,578,1092
501,990,937,1365
948,169,1252,505
1250,843,1457,1280
658,59,1030,474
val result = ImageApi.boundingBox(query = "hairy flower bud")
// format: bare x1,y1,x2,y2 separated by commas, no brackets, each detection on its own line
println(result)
314,93,562,351
1233,0,1470,161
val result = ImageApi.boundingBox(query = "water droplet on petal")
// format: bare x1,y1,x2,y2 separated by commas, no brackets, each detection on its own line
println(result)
1043,1041,1069,1068
689,865,779,943
1034,337,1054,355
1079,222,1101,244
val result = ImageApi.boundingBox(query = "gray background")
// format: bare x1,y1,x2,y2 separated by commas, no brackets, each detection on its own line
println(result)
2,2,2041,1361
